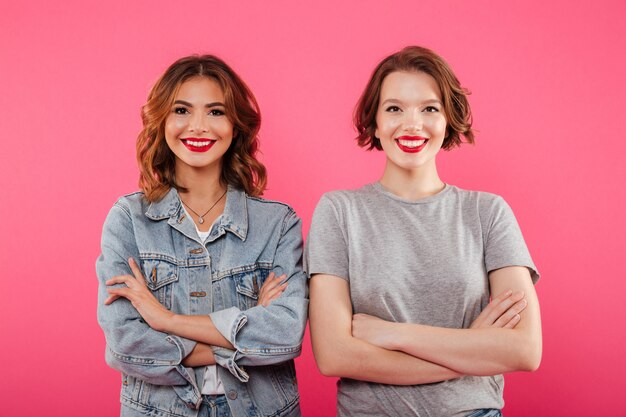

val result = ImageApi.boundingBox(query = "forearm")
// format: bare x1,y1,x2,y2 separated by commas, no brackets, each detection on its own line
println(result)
182,343,217,367
391,324,541,375
309,274,459,385
162,314,234,350
390,267,542,375
315,334,461,385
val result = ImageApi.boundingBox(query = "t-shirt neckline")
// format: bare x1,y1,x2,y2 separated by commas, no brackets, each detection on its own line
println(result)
371,181,453,204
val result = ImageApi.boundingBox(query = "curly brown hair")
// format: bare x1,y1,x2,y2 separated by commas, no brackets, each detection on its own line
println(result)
136,55,266,202
354,46,474,151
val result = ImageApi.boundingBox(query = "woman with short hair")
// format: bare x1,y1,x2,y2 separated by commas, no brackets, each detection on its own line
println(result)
306,46,541,417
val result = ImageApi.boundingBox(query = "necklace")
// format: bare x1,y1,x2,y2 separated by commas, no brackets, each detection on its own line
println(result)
180,190,227,224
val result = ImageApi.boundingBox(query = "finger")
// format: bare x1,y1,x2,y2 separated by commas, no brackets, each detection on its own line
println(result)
259,274,281,294
106,275,133,286
493,299,528,327
128,258,147,286
258,273,287,297
482,290,525,325
503,314,521,329
106,287,131,301
491,289,514,304
265,282,288,300
259,283,288,306
104,294,121,305
471,290,512,328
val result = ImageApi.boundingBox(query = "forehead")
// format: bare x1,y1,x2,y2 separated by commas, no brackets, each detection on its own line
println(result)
379,71,442,102
175,76,224,100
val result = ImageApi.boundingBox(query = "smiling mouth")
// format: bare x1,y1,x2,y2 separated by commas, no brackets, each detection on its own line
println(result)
395,136,428,153
181,138,216,152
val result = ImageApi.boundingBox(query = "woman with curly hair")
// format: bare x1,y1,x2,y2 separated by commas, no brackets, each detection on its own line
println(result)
97,55,307,417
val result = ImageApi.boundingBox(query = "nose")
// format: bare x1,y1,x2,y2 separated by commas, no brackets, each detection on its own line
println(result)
403,109,424,132
188,112,209,133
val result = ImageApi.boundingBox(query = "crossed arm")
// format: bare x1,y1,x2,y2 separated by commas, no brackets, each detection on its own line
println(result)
309,266,541,384
105,258,288,366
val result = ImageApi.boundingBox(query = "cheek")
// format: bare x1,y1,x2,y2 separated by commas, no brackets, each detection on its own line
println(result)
376,116,400,137
425,116,447,137
211,118,234,137
165,117,185,137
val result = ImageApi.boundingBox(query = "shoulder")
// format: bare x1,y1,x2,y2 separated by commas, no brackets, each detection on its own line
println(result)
447,185,508,210
245,194,300,231
109,191,147,218
316,184,375,211
246,194,295,216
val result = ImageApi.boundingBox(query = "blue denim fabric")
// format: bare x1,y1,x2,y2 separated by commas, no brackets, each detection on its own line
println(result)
121,395,233,417
97,186,307,416
465,409,502,417
198,396,233,417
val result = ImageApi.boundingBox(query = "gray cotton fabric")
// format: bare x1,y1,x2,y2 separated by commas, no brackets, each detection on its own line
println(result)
305,183,538,417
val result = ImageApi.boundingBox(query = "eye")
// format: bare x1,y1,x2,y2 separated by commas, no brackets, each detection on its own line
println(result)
385,105,401,113
173,106,189,115
208,108,225,116
423,106,440,113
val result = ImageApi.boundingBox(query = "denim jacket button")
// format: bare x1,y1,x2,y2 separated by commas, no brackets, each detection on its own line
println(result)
189,247,204,254
190,291,207,297
227,390,238,400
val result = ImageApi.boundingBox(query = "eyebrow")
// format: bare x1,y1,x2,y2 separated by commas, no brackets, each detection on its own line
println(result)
173,100,225,108
380,98,443,106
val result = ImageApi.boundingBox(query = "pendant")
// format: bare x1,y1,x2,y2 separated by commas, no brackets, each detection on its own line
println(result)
198,216,204,224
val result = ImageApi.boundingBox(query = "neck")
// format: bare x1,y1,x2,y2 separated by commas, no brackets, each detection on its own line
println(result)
379,161,445,200
176,164,227,205
175,161,226,201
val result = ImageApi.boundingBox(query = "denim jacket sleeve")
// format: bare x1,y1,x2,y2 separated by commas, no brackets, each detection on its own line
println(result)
96,201,197,387
209,209,309,381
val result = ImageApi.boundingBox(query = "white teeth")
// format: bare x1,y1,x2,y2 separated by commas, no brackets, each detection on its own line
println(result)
398,139,426,148
184,140,213,147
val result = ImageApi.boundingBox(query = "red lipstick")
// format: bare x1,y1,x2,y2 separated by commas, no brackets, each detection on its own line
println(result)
181,138,216,153
395,136,428,153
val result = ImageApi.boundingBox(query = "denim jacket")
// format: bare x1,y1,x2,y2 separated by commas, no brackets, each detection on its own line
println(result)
96,186,308,417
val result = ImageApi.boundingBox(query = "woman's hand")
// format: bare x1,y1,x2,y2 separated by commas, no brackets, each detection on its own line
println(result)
257,272,288,307
352,314,398,350
105,257,174,332
352,290,528,350
470,290,527,329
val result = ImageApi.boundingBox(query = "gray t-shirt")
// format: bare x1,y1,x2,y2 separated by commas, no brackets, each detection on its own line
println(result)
305,183,538,417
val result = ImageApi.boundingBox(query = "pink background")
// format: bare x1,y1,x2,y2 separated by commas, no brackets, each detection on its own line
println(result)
1,1,625,415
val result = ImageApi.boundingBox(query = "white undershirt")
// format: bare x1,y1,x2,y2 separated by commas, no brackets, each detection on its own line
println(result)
181,207,225,395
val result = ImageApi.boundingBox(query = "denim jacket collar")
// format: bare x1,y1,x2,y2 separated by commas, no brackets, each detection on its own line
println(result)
145,186,248,241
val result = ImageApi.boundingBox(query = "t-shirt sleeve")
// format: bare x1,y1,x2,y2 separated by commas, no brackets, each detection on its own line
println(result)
484,196,540,283
304,194,350,281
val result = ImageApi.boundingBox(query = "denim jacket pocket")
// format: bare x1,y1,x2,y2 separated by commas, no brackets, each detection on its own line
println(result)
234,270,269,310
141,258,178,310
121,373,195,416
121,374,149,405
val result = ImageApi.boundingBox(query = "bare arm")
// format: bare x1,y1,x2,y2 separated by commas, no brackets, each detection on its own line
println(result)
181,343,217,367
353,266,542,375
310,274,462,384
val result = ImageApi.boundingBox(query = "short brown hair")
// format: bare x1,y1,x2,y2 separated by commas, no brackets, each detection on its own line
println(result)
137,55,267,202
354,46,474,150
